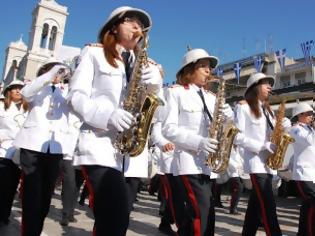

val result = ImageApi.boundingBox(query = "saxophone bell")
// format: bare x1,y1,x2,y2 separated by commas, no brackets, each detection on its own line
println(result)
266,100,295,170
115,31,164,157
206,78,239,173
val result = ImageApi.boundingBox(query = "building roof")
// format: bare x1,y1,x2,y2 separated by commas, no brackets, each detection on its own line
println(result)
56,45,81,64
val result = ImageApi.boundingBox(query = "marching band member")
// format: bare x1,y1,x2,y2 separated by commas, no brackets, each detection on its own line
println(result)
13,59,73,236
67,6,162,236
234,72,290,236
227,145,244,215
150,89,178,235
289,103,315,236
0,80,27,227
227,102,245,215
59,71,82,227
124,65,165,217
162,48,233,236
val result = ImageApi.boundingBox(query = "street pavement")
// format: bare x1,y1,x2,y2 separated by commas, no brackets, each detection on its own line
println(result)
0,188,300,236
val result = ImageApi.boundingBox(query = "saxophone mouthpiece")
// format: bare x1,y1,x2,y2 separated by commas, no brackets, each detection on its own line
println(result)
134,31,143,38
208,75,220,82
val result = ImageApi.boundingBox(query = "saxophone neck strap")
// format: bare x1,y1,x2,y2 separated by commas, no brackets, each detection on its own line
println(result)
262,106,274,130
197,89,213,122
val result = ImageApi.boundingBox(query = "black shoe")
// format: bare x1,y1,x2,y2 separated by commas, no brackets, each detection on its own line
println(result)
59,215,69,226
68,215,77,223
158,223,177,236
0,219,10,227
229,209,241,215
215,202,224,208
79,199,85,206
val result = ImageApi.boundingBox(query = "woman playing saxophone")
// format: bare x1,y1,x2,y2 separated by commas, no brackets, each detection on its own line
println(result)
162,48,233,235
67,6,162,236
233,72,291,236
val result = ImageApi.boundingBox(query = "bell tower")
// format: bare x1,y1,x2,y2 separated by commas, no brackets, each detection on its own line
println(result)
21,0,69,81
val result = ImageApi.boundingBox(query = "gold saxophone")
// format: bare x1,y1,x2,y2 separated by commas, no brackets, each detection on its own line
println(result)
266,100,295,169
115,31,164,157
206,78,239,173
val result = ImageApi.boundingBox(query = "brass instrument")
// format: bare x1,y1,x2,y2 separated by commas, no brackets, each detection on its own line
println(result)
266,100,295,170
206,78,239,173
115,31,164,157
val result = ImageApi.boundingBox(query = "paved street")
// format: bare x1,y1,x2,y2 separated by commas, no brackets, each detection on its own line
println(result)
0,188,300,236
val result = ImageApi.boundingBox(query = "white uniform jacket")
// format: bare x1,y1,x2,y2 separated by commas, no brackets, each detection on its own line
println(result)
234,103,276,175
0,102,27,159
290,123,315,182
124,146,149,178
14,74,74,154
61,84,82,160
67,45,132,170
151,120,176,175
162,84,217,177
227,146,245,178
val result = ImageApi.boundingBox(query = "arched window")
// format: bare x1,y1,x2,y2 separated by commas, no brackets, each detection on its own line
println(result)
40,23,49,48
48,26,57,50
12,60,18,69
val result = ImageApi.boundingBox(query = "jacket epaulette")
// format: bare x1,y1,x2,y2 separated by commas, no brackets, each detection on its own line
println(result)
169,84,182,89
85,43,103,48
147,58,158,66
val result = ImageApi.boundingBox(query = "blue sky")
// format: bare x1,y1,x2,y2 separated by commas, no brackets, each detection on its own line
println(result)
1,0,315,84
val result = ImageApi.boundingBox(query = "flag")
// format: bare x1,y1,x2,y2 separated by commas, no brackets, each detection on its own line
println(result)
275,48,286,71
215,67,223,77
253,56,263,72
234,62,242,84
301,40,314,65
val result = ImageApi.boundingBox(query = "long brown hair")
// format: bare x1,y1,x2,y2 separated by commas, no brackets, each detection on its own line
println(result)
245,83,273,119
101,20,142,69
176,63,196,85
4,90,28,111
102,31,120,68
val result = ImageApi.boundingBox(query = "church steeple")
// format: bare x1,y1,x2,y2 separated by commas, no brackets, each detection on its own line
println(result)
2,1,77,84
18,0,69,82
28,0,68,56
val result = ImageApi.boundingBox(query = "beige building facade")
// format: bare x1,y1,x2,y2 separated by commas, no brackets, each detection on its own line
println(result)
218,53,314,117
1,0,80,88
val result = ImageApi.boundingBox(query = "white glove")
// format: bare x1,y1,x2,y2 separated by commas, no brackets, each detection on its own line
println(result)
263,141,277,154
281,117,291,132
198,137,218,154
48,64,68,79
220,103,234,120
108,109,134,132
141,64,162,93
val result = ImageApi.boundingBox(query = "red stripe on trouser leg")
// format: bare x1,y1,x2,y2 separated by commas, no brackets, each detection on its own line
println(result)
309,207,314,236
81,167,94,210
81,167,96,236
251,175,272,236
160,175,169,199
163,175,179,231
181,175,201,236
296,181,314,236
230,178,237,209
296,181,308,199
